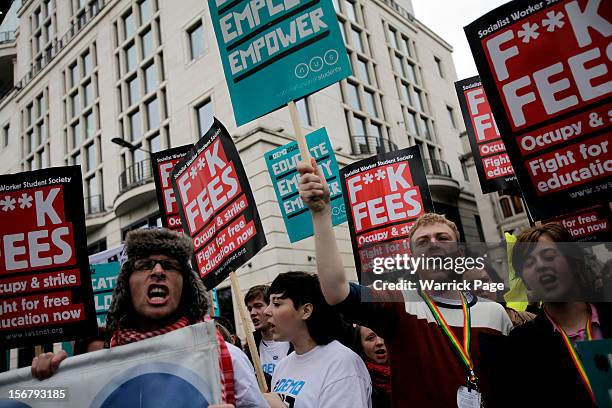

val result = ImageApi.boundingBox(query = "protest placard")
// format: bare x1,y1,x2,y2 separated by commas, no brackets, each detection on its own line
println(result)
265,128,346,242
340,147,434,282
90,262,119,326
0,321,222,407
151,145,193,231
171,118,267,289
538,205,612,242
0,167,96,348
208,0,352,126
455,76,517,193
576,339,612,408
464,0,611,220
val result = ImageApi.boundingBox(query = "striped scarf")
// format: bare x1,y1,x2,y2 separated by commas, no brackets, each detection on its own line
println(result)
110,316,236,405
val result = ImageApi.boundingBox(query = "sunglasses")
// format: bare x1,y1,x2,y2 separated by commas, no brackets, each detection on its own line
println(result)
133,258,182,272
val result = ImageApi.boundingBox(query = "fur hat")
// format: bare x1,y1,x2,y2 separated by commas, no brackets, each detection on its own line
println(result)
123,228,194,264
105,228,208,337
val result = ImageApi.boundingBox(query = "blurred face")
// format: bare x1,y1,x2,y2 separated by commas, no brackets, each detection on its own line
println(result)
463,268,496,301
520,235,578,301
129,254,184,322
246,294,269,331
264,294,310,342
411,222,461,282
360,327,388,364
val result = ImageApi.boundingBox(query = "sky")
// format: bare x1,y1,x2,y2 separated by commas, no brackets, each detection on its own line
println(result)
411,0,508,80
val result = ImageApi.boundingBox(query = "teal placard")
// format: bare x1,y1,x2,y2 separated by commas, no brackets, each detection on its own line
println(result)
90,262,120,326
209,0,352,126
265,128,346,242
576,339,612,408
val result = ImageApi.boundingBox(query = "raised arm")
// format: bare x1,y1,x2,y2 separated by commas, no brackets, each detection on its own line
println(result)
298,158,349,305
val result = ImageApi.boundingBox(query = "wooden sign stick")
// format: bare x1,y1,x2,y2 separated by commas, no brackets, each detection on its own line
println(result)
229,271,268,392
287,101,311,164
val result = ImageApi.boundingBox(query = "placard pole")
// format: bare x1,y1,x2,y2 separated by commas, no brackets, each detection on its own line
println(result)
287,101,311,164
229,271,268,392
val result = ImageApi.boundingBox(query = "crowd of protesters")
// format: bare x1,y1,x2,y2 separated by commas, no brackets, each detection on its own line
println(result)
23,158,610,407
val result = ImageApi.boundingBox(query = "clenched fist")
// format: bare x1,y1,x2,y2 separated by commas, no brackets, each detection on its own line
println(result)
298,157,330,214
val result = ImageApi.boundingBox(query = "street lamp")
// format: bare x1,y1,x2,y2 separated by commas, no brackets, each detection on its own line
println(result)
111,137,151,153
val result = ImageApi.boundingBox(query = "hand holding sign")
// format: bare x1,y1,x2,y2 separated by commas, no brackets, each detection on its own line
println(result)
297,157,330,214
31,350,68,380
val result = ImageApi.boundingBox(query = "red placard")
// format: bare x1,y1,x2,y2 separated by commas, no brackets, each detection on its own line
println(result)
151,145,193,231
465,0,611,219
341,147,434,282
171,119,266,289
0,167,96,348
455,76,517,193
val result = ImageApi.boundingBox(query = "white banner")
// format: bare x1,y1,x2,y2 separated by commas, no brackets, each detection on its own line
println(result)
0,321,222,407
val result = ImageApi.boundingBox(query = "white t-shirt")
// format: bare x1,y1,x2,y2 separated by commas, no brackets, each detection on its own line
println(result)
227,343,267,408
259,339,291,376
271,340,372,408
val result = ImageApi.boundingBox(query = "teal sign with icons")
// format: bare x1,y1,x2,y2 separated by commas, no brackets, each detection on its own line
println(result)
576,339,612,408
208,0,351,126
265,127,346,242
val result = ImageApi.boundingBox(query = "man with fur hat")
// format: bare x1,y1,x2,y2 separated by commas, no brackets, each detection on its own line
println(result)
31,228,266,408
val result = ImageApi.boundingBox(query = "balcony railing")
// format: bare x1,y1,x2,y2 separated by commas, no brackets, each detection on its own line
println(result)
84,194,104,215
119,159,153,194
0,31,16,44
423,159,452,178
351,136,398,155
14,0,107,91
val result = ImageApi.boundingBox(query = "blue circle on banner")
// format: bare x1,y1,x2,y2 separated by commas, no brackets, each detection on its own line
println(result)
91,362,215,408
0,401,31,408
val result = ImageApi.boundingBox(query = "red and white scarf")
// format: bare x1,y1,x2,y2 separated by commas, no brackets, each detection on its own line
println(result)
110,316,236,405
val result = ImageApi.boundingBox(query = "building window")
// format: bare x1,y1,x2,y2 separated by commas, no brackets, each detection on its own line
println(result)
196,99,213,137
499,197,513,218
123,11,135,39
129,111,141,141
2,123,9,147
139,0,153,25
461,159,470,181
295,97,312,127
434,56,444,78
447,106,457,128
511,195,524,214
141,29,154,59
144,63,157,93
474,215,485,242
188,21,205,60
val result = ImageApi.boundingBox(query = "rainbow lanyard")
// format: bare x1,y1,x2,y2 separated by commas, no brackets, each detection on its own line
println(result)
421,291,477,384
545,309,595,404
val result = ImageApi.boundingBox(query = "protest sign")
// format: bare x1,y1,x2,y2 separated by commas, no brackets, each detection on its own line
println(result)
541,205,612,242
265,128,346,242
171,118,267,289
0,167,96,348
340,147,434,282
455,76,517,193
90,262,119,326
151,145,193,231
208,0,352,126
576,339,612,408
464,0,611,220
0,321,222,407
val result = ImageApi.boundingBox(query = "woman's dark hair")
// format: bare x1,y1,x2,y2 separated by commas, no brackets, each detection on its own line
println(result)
268,271,342,345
